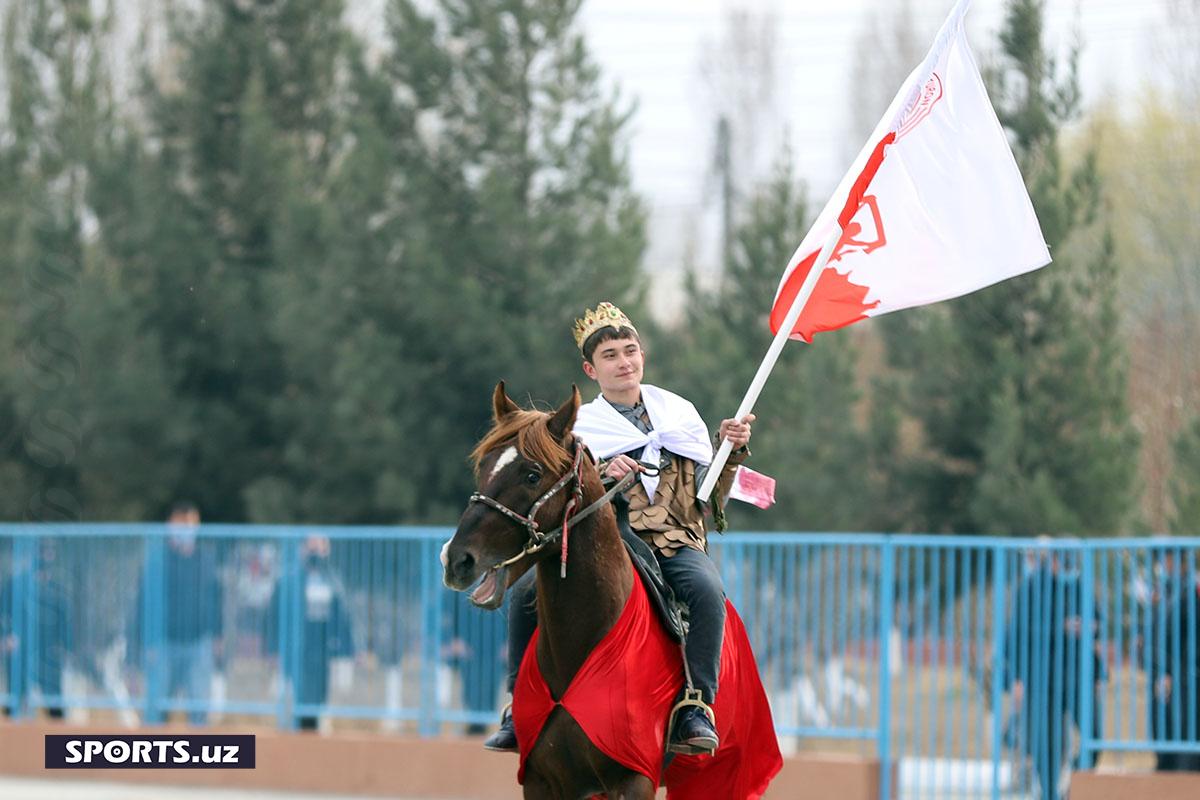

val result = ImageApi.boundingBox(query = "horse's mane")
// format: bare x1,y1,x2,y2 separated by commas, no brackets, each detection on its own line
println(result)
470,409,572,477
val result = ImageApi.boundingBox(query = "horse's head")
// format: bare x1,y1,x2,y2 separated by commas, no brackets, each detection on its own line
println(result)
443,382,582,609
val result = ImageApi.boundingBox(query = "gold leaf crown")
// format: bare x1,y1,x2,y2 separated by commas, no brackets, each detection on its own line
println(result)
572,302,638,350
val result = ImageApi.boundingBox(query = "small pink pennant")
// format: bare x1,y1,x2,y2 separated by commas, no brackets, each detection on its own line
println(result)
728,466,776,509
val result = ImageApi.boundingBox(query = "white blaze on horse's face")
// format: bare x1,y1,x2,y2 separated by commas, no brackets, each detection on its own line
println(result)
489,446,519,482
440,539,452,571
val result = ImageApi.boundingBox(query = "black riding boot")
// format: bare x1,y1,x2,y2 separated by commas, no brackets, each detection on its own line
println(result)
669,700,719,755
483,705,517,752
484,571,537,753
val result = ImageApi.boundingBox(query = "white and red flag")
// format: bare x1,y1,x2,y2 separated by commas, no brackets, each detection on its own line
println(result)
769,0,1050,342
699,0,1051,501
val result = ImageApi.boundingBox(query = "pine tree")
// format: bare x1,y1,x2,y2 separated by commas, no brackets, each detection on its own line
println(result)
1170,416,1200,536
0,0,187,520
98,0,355,520
884,0,1138,536
256,0,648,522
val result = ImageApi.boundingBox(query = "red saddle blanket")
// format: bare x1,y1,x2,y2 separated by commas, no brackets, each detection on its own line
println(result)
512,565,782,799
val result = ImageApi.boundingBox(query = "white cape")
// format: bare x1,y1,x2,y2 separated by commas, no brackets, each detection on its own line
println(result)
573,384,712,500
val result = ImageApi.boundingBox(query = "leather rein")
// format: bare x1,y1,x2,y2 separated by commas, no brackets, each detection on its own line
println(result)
467,441,638,578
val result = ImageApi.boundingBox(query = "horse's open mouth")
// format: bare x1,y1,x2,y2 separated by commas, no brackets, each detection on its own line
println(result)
469,565,508,609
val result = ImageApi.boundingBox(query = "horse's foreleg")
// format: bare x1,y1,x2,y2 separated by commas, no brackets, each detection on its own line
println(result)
524,771,653,800
522,772,562,800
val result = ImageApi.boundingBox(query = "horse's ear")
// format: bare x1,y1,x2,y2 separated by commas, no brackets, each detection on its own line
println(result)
493,381,520,421
546,385,581,441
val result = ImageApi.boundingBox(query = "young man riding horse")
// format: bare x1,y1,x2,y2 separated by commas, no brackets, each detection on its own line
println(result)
485,301,755,756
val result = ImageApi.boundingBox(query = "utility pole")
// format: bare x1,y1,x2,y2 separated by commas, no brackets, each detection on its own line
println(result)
714,114,734,273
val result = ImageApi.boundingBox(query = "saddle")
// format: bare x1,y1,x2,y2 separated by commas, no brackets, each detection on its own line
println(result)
611,490,688,644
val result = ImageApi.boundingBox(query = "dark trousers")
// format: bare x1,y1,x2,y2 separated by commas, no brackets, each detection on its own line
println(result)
1152,690,1200,772
504,545,727,705
1156,751,1200,772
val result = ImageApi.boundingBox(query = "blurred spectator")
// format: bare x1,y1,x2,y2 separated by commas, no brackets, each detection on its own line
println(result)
1003,546,1106,799
232,542,278,657
267,534,356,731
1,540,71,719
135,502,224,725
442,591,505,735
1147,549,1200,772
374,591,409,734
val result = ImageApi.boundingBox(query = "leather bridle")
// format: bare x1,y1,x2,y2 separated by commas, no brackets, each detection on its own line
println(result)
467,440,638,576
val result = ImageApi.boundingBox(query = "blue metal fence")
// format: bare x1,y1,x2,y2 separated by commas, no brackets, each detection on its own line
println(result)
2,525,1199,798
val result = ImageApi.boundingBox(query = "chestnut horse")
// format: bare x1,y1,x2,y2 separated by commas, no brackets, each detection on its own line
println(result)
442,384,781,800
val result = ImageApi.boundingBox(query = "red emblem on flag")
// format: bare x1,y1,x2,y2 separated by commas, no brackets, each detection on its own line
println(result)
830,195,886,263
897,73,943,140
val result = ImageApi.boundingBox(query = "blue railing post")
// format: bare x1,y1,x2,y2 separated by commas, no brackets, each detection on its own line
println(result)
142,532,165,725
989,546,1007,800
877,538,896,800
278,536,302,731
0,540,8,718
1080,546,1097,770
26,539,41,716
9,536,36,720
419,537,442,737
729,540,745,612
